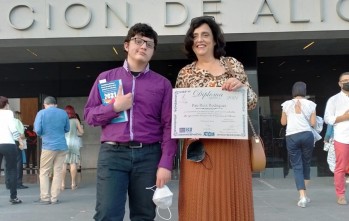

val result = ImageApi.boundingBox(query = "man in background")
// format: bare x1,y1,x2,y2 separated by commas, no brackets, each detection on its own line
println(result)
33,96,70,205
324,72,349,205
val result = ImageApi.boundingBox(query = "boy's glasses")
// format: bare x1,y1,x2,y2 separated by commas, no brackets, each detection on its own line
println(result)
130,37,155,49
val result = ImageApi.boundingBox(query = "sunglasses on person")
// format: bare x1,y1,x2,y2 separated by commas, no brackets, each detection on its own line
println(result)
190,15,215,24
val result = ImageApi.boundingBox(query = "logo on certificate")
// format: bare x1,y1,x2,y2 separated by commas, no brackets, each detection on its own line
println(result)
179,127,192,133
203,132,215,136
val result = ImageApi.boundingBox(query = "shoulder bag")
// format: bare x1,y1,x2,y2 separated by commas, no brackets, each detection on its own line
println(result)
248,116,266,172
225,57,265,172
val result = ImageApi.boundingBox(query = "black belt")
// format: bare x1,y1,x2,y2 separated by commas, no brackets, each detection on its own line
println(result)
104,141,159,148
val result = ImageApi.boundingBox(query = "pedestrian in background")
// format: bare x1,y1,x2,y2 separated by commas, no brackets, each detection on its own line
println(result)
25,125,38,169
33,96,70,205
324,72,349,205
281,81,317,208
323,124,336,173
61,105,84,190
323,124,349,184
0,96,23,204
13,111,28,189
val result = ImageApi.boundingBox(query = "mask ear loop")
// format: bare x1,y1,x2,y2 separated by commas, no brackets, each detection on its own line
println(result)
145,185,156,191
156,206,172,220
201,152,213,170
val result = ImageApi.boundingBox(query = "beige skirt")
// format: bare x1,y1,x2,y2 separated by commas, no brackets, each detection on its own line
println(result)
178,139,254,221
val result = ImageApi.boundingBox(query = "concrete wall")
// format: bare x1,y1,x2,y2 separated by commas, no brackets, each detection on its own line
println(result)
8,98,20,113
2,0,349,42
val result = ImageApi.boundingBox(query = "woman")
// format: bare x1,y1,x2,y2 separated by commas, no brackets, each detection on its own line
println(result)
24,125,38,168
176,16,257,221
61,105,84,190
281,81,316,208
13,111,28,189
0,96,23,204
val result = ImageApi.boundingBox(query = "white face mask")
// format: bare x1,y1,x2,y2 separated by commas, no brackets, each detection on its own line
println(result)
146,185,173,220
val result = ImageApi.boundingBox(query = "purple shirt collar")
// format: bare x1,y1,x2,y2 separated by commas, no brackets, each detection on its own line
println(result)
122,60,150,74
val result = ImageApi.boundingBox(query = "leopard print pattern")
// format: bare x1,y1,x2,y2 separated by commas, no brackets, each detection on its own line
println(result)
175,56,258,110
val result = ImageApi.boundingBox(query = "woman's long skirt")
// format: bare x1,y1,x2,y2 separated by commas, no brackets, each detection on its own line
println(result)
178,139,254,221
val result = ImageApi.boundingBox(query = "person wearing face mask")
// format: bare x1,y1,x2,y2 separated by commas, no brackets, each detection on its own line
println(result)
323,124,349,182
84,23,177,221
324,72,349,205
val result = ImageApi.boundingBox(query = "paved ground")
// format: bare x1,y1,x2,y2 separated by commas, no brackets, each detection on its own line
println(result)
0,169,348,221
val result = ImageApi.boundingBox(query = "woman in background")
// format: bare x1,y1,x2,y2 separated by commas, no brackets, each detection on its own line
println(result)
24,125,38,169
0,96,23,204
61,105,84,190
281,81,316,208
13,111,28,189
176,16,257,221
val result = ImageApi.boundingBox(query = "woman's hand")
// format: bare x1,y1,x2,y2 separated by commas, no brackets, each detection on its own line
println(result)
18,139,24,148
222,78,243,91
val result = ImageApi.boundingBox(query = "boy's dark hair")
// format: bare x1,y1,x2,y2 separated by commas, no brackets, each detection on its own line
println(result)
184,16,226,60
124,23,158,50
292,81,307,97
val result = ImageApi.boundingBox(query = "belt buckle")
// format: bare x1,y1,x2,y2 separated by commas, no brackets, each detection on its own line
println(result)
129,141,142,148
105,141,116,145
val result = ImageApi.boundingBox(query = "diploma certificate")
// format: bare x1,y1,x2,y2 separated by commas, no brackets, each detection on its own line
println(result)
172,87,248,139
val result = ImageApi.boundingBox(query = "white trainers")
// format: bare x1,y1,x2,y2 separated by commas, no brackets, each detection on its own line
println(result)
297,197,307,208
306,197,311,203
346,177,349,184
